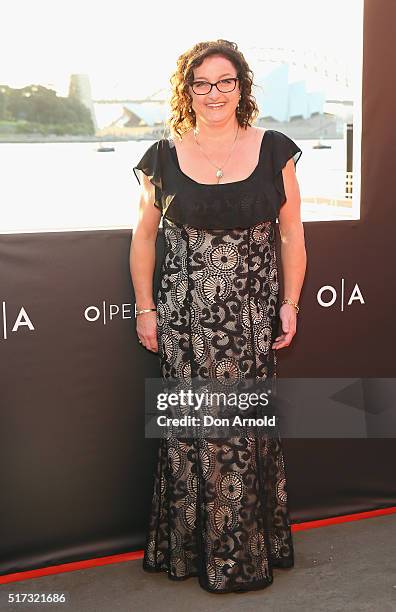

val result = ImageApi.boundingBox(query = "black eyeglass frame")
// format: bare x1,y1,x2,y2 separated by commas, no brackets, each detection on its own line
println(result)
190,77,240,95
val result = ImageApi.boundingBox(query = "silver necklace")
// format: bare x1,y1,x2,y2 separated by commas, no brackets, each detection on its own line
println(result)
193,124,240,183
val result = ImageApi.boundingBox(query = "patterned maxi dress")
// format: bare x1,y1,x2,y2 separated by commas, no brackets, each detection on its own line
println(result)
133,129,302,594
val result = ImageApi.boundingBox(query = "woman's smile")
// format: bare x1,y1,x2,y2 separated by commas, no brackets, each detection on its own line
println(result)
207,102,226,110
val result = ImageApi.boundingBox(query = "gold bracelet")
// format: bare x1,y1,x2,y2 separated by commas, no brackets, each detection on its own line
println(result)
134,305,157,318
281,298,300,313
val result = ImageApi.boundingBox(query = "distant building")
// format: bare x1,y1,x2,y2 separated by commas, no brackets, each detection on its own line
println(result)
68,74,97,130
94,63,348,140
253,63,325,122
95,98,169,139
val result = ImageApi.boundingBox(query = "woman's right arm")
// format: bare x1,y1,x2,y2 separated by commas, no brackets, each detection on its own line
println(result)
129,172,162,352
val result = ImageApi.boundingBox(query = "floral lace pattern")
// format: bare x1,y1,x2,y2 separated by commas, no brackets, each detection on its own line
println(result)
142,218,294,593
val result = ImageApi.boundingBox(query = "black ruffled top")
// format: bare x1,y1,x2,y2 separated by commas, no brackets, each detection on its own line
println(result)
132,129,302,230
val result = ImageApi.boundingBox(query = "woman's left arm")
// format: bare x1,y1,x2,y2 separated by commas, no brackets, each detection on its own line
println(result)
272,158,307,350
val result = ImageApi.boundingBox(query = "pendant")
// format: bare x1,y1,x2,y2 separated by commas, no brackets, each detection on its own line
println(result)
216,169,223,178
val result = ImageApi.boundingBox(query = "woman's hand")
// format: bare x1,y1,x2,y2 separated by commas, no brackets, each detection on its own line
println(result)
272,304,297,349
136,311,158,353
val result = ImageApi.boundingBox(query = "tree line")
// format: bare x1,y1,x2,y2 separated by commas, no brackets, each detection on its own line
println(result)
0,84,95,135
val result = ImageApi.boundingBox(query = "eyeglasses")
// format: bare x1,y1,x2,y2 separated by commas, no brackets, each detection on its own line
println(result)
190,77,239,95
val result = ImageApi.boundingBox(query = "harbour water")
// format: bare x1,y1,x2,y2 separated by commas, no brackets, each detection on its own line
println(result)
0,138,356,234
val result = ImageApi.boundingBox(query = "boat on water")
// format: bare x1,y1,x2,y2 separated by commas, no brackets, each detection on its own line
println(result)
313,139,332,149
96,143,115,152
313,115,332,148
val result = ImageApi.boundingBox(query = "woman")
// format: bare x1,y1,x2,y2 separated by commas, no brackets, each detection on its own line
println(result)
130,39,306,594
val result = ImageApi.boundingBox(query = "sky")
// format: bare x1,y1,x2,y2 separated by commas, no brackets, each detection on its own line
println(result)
1,0,363,100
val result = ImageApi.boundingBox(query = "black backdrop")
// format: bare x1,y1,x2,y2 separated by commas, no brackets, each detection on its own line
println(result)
1,0,395,576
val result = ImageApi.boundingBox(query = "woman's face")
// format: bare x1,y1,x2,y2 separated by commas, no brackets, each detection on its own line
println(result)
189,54,240,126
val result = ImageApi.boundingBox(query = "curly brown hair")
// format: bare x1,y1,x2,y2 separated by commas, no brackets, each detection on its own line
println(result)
167,39,259,140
